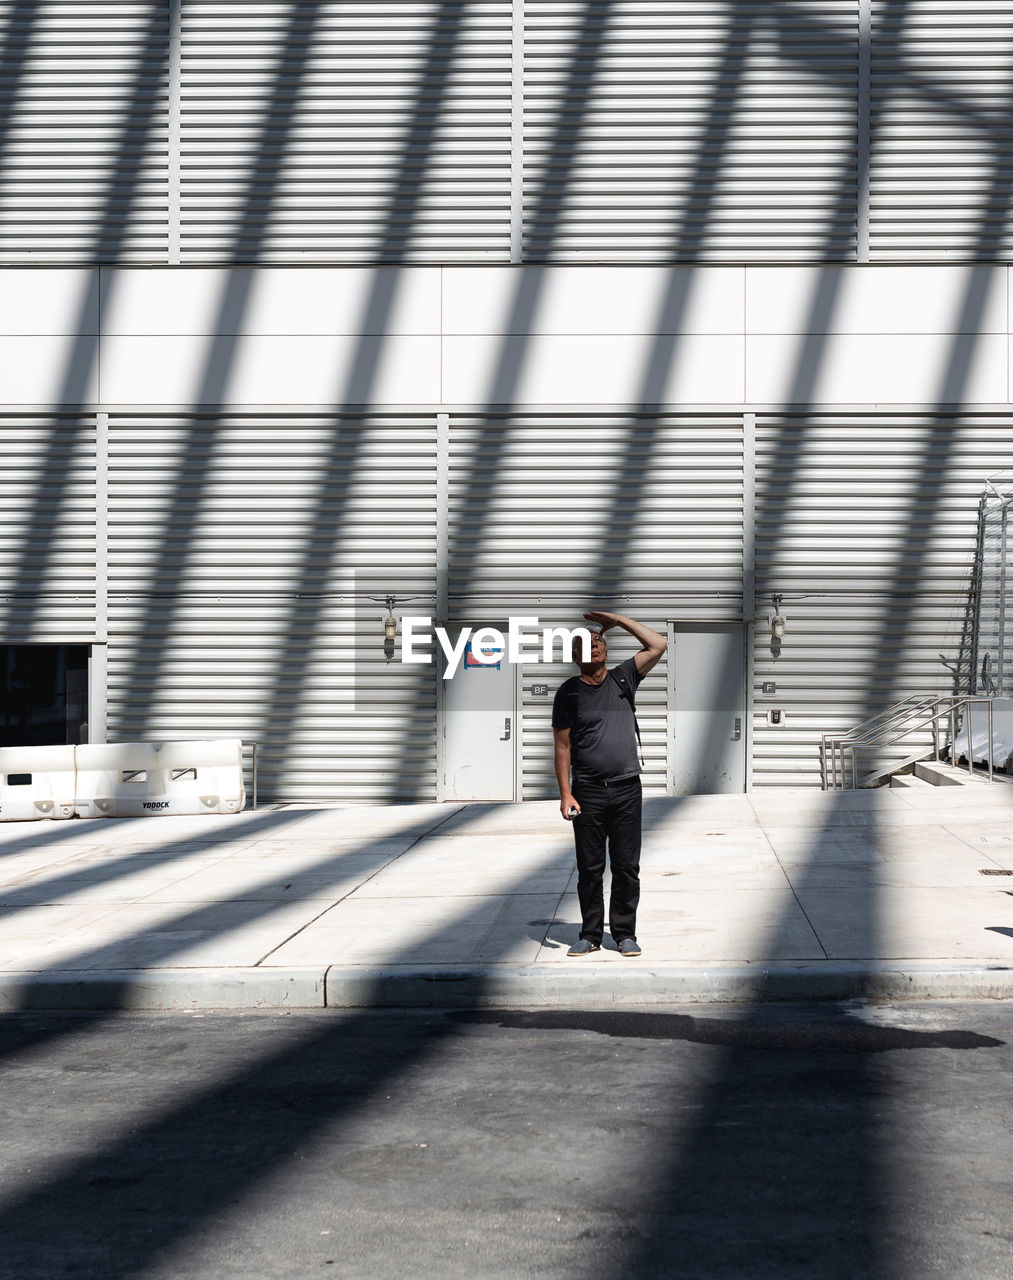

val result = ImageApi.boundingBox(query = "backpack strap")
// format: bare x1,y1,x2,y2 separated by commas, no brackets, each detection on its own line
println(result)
610,668,645,768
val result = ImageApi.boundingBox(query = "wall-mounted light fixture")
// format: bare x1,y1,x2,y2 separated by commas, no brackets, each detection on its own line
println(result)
770,593,786,642
383,595,398,661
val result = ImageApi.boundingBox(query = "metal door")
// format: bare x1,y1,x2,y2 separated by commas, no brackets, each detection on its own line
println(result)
442,629,516,801
670,623,746,795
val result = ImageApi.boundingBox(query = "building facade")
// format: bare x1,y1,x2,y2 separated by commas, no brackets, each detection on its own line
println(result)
2,1,1013,802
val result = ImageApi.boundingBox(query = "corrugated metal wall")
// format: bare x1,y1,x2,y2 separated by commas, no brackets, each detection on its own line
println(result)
4,7,1013,799
447,414,743,796
752,414,1013,785
0,415,96,643
524,0,858,261
3,404,1009,795
4,3,1013,264
180,1,512,262
870,1,1013,261
448,413,743,602
0,1,169,262
105,413,438,802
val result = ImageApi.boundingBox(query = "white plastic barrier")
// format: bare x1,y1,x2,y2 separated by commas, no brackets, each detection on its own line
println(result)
952,698,1013,770
0,745,77,822
74,739,245,818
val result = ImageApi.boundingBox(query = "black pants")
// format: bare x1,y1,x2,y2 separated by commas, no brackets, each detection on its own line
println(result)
571,776,642,944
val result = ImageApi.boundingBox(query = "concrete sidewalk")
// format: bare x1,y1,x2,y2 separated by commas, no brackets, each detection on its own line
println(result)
0,786,1012,1009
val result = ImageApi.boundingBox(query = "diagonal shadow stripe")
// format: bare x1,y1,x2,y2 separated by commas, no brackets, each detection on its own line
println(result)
0,808,314,923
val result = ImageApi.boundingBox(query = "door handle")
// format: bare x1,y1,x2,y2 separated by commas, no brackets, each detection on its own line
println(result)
732,718,742,742
500,717,512,741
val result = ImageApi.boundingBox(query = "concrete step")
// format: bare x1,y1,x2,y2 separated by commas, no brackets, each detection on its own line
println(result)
914,760,989,787
889,771,934,789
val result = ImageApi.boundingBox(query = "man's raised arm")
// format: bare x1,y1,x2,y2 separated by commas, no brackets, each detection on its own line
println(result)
583,611,667,676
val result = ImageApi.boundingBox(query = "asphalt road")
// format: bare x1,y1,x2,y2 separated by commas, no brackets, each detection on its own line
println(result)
0,1002,1011,1280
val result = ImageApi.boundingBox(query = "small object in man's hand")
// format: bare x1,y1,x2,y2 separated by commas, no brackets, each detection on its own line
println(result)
567,806,579,818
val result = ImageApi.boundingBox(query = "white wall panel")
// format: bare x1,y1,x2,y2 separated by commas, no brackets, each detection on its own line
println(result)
100,267,443,336
745,265,1008,336
100,333,443,404
746,332,1009,406
0,1,169,263
0,270,100,335
2,263,1003,411
180,1,512,263
443,333,745,404
442,265,745,335
0,336,101,403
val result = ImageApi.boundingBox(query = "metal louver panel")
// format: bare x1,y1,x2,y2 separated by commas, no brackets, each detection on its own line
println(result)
107,414,438,802
0,415,96,641
0,1,169,263
181,2,512,262
448,414,744,606
447,413,742,797
870,2,1013,260
752,414,1013,785
524,1,858,261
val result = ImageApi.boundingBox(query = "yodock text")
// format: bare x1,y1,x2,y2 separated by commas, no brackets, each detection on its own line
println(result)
402,617,592,678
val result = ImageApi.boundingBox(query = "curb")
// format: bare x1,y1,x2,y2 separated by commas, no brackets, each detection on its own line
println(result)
324,963,1013,1008
0,968,327,1011
0,963,1011,1010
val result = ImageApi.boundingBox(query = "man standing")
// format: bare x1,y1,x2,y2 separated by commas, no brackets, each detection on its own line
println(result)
552,611,667,957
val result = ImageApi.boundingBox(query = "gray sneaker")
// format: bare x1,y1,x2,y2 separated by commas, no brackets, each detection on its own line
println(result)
567,938,601,956
618,937,642,957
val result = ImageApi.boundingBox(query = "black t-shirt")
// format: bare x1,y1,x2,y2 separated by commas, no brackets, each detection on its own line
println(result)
551,656,643,784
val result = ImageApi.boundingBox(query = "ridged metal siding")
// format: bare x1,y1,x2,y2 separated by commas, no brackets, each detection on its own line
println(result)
105,414,438,802
9,5,1013,264
752,414,1013,785
870,1,1013,260
523,1,858,261
448,414,744,603
446,414,743,796
0,1,169,262
0,415,96,642
181,1,512,262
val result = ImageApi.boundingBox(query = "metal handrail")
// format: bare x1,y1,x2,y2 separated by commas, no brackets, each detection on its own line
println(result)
824,695,960,790
820,694,938,789
823,696,994,790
